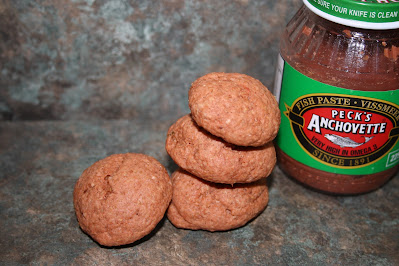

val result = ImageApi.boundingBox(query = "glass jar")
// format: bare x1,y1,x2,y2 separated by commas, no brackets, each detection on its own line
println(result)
273,0,399,194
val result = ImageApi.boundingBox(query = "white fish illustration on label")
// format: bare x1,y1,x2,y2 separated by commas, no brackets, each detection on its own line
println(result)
324,134,374,148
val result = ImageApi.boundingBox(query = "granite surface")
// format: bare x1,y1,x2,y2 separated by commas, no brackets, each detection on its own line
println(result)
1,0,399,265
0,0,301,121
0,120,398,265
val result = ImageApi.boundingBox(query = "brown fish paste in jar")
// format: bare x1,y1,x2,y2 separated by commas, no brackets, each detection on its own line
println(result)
274,2,399,194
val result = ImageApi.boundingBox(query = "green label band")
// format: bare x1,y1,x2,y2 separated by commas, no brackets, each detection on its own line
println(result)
275,58,399,175
304,0,399,24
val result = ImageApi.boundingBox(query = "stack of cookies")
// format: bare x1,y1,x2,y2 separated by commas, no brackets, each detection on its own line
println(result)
166,72,281,231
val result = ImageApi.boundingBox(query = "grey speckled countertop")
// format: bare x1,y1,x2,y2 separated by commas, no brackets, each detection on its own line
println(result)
1,0,398,264
0,120,398,265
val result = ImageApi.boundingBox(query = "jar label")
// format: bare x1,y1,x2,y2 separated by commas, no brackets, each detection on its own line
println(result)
274,55,399,175
303,0,399,30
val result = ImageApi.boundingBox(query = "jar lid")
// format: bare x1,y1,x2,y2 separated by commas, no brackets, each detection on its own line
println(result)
303,0,399,30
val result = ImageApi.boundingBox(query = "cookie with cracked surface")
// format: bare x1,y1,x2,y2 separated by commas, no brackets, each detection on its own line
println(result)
73,153,172,246
167,168,269,232
189,72,280,147
165,114,276,184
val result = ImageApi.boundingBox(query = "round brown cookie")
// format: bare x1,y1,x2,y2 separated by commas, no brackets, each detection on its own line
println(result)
189,72,280,147
165,114,276,184
73,153,172,246
167,169,269,232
